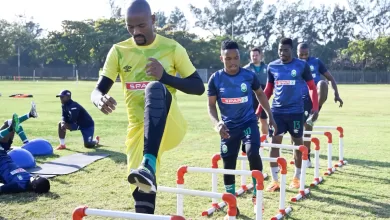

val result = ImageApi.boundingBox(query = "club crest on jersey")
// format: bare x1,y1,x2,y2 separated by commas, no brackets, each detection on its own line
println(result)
310,65,314,71
291,70,297,77
123,65,132,73
126,82,150,90
241,83,247,92
222,144,228,153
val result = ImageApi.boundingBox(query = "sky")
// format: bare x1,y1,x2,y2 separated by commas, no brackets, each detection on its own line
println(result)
0,0,349,37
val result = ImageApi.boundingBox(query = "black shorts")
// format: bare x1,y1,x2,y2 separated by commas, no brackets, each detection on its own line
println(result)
270,112,304,138
220,120,260,158
252,84,268,120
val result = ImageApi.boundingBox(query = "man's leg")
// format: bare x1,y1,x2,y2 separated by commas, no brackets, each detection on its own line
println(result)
267,113,286,192
128,82,172,193
57,121,67,150
81,126,99,148
15,125,29,144
0,114,19,151
289,113,305,189
317,80,328,109
303,98,313,168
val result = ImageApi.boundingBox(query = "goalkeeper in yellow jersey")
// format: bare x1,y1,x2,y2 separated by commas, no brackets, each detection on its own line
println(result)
90,0,205,215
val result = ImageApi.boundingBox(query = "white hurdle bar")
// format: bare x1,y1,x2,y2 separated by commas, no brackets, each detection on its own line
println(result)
303,131,336,175
72,206,185,220
260,142,310,202
281,136,324,187
174,166,264,219
210,155,292,219
159,186,238,220
313,126,347,167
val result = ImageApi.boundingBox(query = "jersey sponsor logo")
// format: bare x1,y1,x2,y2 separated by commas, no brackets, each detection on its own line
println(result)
126,82,150,90
10,168,26,175
123,65,132,73
221,96,248,104
275,80,296,85
291,70,297,77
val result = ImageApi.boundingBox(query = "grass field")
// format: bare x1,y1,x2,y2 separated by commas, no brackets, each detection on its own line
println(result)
0,81,389,220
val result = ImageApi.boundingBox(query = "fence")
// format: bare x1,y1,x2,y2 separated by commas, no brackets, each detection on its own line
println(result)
0,65,389,84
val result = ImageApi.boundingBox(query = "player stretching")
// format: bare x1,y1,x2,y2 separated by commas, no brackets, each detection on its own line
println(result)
243,47,269,136
256,38,319,191
0,102,38,150
297,43,343,167
90,0,205,215
0,114,50,194
208,40,276,216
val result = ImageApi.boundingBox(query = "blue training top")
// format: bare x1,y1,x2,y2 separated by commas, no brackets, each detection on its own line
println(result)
301,57,328,100
0,151,31,193
208,68,261,129
267,58,313,114
62,100,94,130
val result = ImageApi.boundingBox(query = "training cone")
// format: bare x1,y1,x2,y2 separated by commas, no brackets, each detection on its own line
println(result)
22,138,53,156
7,148,36,169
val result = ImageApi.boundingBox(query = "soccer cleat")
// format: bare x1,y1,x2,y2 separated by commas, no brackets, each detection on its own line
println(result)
128,163,157,193
289,177,300,189
30,101,38,118
10,114,20,132
252,196,264,214
266,181,280,192
56,145,66,150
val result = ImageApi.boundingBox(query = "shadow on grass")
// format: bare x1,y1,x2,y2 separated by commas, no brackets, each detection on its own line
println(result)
0,191,60,204
318,154,390,168
313,188,390,218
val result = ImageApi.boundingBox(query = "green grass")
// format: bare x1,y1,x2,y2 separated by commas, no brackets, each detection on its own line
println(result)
0,81,389,220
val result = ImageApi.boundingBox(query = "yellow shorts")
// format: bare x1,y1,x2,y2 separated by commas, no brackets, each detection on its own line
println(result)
125,96,187,193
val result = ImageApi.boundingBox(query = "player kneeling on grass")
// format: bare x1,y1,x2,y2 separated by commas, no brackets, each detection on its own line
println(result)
207,40,277,218
256,38,319,191
0,102,38,151
0,114,50,194
56,90,99,150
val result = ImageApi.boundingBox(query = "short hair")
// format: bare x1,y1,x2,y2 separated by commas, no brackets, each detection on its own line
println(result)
250,47,262,54
298,42,309,50
32,176,50,194
221,40,239,50
279,38,293,48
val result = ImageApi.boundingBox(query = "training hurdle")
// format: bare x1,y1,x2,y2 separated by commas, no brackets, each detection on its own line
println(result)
313,126,347,167
302,131,336,176
260,142,310,202
209,155,292,220
72,206,185,220
278,136,324,187
172,166,264,219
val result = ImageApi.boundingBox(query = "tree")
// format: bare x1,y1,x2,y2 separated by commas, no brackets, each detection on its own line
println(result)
154,11,168,29
0,20,14,61
108,0,122,19
46,20,95,67
167,7,188,31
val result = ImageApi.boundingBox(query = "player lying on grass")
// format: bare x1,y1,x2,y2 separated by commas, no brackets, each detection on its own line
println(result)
56,90,99,150
297,42,344,167
256,38,319,191
0,102,38,151
0,114,50,194
90,0,205,215
207,40,277,217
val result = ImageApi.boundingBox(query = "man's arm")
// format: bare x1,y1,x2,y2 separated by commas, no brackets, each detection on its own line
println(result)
318,59,341,99
0,182,25,194
207,74,220,129
163,43,205,96
159,71,205,95
255,66,275,115
68,105,80,130
303,63,319,111
91,76,115,107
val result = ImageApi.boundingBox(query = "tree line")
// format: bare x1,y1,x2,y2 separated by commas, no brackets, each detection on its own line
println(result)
0,0,389,71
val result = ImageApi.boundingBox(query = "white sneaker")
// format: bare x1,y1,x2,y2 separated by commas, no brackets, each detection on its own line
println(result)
30,101,38,118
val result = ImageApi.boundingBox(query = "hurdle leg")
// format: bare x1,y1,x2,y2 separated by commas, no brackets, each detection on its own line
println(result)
324,143,336,175
271,173,293,220
177,184,184,216
311,148,323,187
335,137,347,167
291,158,310,202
